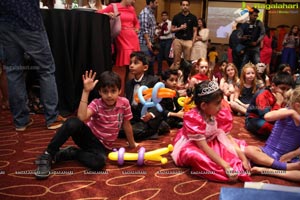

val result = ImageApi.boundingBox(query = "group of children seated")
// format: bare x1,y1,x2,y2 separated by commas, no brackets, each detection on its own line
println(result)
34,51,300,183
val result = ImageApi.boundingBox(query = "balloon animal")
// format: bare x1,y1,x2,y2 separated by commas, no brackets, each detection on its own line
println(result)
108,144,174,166
134,82,176,117
177,96,196,112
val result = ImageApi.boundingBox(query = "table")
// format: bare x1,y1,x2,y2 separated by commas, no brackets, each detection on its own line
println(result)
219,187,300,200
41,9,112,115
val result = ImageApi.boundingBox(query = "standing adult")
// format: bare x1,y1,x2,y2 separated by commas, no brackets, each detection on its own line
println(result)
95,0,107,10
171,0,198,68
240,7,265,67
0,46,9,111
157,11,173,76
229,23,244,75
260,26,274,74
0,0,64,131
190,18,209,61
138,0,159,75
281,25,299,73
98,0,140,95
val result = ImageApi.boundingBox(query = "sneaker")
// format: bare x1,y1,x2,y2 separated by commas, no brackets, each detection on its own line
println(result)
35,152,52,180
54,146,79,163
15,118,34,131
47,115,66,130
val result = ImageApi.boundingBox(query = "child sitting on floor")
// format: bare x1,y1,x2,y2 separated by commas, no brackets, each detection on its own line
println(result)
213,60,227,84
171,81,251,182
35,70,137,179
160,69,184,129
219,63,240,103
256,63,270,89
188,58,210,89
125,51,169,140
245,87,300,182
245,71,294,137
230,62,257,115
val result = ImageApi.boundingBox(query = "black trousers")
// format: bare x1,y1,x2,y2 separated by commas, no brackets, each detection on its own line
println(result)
47,117,106,170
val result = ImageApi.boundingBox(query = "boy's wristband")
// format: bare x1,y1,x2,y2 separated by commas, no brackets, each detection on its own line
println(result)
80,100,88,104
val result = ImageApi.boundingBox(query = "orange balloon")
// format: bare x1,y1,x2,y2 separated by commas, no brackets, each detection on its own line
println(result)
134,88,176,103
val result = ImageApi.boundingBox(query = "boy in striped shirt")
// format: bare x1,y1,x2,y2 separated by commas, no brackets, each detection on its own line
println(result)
35,70,137,179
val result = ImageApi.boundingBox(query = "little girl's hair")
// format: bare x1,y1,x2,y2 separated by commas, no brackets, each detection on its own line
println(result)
278,63,291,74
193,81,223,106
286,87,300,106
240,62,257,95
161,69,178,81
224,63,239,85
220,60,228,68
196,57,211,77
179,59,192,83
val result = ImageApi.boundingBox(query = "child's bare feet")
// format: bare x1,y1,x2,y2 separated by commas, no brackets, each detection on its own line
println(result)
250,166,269,174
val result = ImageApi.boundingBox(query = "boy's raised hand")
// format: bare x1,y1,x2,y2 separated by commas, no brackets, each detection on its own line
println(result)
82,70,98,92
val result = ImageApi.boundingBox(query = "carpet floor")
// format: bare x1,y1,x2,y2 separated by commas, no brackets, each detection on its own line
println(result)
0,109,299,200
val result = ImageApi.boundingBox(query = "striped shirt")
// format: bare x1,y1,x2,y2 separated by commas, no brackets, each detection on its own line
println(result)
87,96,132,149
138,6,156,45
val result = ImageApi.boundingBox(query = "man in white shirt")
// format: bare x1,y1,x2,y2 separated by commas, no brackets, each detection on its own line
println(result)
157,11,173,75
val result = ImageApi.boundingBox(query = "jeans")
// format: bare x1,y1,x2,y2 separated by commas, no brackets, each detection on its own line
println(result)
281,47,297,72
157,39,173,74
47,117,106,170
0,22,59,127
241,46,260,68
140,43,154,75
232,49,244,76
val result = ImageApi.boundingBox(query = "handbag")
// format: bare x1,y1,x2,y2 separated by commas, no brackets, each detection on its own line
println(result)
110,3,121,39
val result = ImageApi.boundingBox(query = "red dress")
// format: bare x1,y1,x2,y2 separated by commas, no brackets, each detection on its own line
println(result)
171,108,251,182
260,35,273,65
99,4,140,67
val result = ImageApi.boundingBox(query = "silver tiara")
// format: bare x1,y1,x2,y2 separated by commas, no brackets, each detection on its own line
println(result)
198,81,219,96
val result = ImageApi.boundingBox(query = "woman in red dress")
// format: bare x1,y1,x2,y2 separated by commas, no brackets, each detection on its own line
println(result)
98,0,140,95
260,27,273,73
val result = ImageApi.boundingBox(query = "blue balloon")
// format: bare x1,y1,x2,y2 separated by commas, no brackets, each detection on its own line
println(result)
137,82,165,117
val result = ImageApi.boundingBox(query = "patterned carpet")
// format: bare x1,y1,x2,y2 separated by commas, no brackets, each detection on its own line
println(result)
0,109,299,200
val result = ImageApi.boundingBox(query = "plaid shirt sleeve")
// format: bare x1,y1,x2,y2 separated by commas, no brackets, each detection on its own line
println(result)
139,10,149,35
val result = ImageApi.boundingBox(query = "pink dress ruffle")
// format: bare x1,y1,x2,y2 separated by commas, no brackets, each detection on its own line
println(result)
171,108,251,182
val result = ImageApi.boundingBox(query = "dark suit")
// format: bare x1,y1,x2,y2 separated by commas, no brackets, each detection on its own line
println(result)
125,74,163,140
160,92,183,128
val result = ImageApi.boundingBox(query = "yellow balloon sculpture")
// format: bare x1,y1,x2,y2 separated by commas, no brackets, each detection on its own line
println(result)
108,144,174,165
177,96,196,112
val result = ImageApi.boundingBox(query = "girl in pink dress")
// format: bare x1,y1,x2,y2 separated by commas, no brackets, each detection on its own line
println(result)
171,81,251,182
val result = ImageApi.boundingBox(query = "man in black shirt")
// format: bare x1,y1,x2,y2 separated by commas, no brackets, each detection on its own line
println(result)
171,0,198,68
229,23,244,75
240,7,265,67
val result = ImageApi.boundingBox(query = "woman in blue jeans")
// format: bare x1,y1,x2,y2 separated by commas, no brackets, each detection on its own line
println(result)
281,25,299,72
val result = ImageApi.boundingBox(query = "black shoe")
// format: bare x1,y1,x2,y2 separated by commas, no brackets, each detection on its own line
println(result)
158,121,170,135
54,146,79,163
35,153,52,180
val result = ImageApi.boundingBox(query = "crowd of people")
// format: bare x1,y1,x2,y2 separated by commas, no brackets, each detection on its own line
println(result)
0,0,300,183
